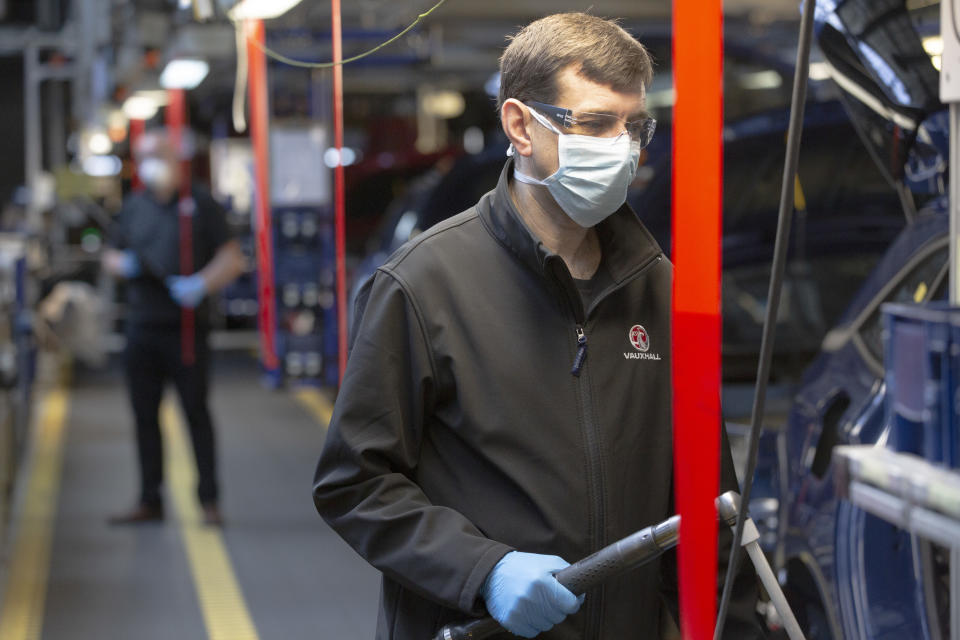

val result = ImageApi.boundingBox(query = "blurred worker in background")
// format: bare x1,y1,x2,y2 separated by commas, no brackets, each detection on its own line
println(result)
314,12,761,640
102,130,245,526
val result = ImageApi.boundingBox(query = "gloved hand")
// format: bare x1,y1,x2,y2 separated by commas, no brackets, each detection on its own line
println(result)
103,249,140,278
482,551,584,638
166,274,207,308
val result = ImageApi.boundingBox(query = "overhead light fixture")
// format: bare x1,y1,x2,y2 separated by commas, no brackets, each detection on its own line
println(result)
122,95,160,120
227,0,303,20
922,35,943,56
81,155,123,177
121,90,171,120
738,70,783,90
86,130,113,155
922,36,943,71
160,58,210,90
107,110,128,143
136,90,170,106
421,90,465,119
323,147,358,168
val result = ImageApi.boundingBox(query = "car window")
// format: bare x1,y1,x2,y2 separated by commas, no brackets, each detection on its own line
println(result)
723,252,882,381
637,40,794,123
724,57,792,122
724,115,899,229
857,242,948,364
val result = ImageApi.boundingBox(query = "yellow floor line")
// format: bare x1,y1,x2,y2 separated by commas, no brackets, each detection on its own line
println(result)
0,387,70,640
293,388,334,431
162,401,259,640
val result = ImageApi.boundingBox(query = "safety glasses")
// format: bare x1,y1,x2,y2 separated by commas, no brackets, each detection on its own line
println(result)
526,100,657,149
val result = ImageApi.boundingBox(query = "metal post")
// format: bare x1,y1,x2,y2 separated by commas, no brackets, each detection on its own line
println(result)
951,102,960,304
951,546,960,640
331,0,348,385
130,119,145,192
939,3,958,635
246,19,280,377
745,540,805,640
45,81,66,171
71,0,95,125
23,44,42,230
673,0,724,634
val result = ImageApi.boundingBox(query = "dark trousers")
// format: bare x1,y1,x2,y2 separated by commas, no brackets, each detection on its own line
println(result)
124,325,218,506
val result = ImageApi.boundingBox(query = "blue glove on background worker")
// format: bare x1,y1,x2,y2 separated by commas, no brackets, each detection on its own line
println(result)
166,274,207,308
118,251,140,278
482,551,584,637
103,249,140,279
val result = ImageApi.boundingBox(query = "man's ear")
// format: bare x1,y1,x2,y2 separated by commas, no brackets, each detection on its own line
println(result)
501,99,533,157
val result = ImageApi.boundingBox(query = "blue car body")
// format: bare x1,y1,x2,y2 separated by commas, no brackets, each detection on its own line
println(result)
775,204,948,639
765,1,952,638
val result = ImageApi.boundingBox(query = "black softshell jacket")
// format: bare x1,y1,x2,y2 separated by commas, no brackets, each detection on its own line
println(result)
314,161,762,639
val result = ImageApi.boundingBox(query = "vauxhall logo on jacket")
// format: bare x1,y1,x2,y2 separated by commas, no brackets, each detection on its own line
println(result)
624,324,662,361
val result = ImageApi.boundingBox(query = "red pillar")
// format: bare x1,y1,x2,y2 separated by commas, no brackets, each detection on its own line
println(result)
246,18,280,374
130,118,145,192
331,0,348,385
165,88,196,366
671,1,724,638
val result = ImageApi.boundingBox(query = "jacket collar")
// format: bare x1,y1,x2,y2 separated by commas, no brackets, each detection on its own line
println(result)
477,159,664,284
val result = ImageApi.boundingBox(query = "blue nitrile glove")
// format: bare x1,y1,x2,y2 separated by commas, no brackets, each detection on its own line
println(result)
166,274,207,309
116,250,140,278
482,551,584,638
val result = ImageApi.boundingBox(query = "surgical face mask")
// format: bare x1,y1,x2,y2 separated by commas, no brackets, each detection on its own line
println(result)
138,157,175,193
513,108,642,228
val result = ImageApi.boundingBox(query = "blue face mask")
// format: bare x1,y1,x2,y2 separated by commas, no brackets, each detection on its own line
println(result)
513,108,641,228
138,157,176,193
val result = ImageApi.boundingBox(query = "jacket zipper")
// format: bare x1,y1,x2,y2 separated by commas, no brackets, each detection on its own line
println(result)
560,251,664,638
574,338,605,638
571,326,587,376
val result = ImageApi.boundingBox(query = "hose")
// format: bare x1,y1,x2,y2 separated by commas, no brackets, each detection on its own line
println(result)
713,0,818,636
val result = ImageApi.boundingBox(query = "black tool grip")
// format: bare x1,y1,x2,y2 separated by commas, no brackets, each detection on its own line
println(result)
432,617,502,639
430,488,747,640
433,514,681,640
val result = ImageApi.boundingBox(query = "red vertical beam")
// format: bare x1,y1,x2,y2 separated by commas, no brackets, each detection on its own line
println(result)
247,18,280,373
671,1,723,639
130,118,145,192
166,88,196,366
331,0,348,385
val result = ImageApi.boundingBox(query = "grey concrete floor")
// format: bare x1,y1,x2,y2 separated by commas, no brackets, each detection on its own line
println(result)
40,353,380,640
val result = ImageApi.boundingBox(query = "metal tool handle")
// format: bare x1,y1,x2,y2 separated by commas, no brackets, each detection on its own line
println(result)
716,492,806,640
555,515,679,593
432,492,739,640
432,516,678,640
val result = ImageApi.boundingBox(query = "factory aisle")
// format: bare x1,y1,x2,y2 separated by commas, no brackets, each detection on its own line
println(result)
0,354,379,640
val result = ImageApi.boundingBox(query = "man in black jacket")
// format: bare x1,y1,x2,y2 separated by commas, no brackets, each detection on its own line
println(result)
104,131,245,526
314,13,762,639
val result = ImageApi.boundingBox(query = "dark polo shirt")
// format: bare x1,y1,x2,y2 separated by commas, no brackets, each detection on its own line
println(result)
113,186,230,329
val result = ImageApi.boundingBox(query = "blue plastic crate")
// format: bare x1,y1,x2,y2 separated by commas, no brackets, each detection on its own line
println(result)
882,303,960,467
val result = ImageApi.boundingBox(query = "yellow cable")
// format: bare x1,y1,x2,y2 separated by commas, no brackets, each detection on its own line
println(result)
239,0,450,69
793,173,807,211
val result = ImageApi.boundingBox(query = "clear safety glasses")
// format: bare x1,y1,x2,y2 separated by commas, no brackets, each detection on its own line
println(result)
526,100,657,149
